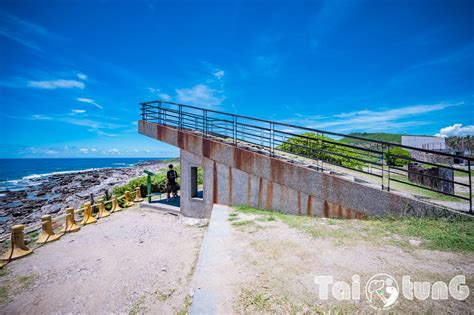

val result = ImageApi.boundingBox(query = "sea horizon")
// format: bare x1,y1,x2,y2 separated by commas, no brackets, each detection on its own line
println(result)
0,157,177,182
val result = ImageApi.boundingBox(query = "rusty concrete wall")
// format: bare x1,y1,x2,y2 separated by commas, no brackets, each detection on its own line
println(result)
139,121,466,219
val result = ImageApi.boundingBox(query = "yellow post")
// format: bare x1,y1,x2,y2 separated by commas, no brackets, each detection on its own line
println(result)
111,196,122,213
133,187,144,202
80,202,97,225
0,224,33,263
97,201,110,218
124,191,134,207
36,215,61,244
60,208,81,233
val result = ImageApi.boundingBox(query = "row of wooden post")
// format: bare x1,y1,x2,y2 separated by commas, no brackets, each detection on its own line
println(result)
0,188,144,267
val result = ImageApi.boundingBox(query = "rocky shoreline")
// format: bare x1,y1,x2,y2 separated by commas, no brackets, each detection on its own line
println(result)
0,160,168,236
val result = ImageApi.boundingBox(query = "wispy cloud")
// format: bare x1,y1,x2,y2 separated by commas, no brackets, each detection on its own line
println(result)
28,79,85,89
71,109,86,114
176,84,225,107
435,123,474,137
0,11,58,52
213,69,225,80
76,98,103,109
31,114,53,120
77,73,87,80
148,87,171,101
281,102,460,133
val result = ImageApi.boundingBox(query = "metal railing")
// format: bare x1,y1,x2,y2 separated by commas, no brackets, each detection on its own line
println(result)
140,100,473,214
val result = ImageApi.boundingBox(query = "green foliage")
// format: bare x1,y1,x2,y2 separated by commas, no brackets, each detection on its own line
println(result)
339,132,402,144
278,132,364,169
386,147,411,167
112,165,203,202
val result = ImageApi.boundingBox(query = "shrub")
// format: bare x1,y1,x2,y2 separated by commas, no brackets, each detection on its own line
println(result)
386,147,411,167
112,164,203,200
278,132,365,170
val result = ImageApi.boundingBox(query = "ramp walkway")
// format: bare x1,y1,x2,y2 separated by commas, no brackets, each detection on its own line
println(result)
138,100,473,216
189,204,234,314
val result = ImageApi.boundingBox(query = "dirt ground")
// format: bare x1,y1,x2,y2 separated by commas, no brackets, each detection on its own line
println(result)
0,206,206,314
224,210,474,313
1,204,472,314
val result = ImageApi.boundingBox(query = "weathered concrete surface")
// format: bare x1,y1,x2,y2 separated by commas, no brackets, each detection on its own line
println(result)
189,204,235,315
139,120,467,219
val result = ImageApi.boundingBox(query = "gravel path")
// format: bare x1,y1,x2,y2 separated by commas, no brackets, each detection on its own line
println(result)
0,206,206,314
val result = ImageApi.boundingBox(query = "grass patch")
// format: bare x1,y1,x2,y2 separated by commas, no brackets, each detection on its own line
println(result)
366,216,474,252
234,205,474,252
227,216,239,222
0,285,8,304
177,294,192,315
0,268,7,277
154,288,176,302
255,216,276,222
239,288,272,312
129,295,146,315
231,220,257,227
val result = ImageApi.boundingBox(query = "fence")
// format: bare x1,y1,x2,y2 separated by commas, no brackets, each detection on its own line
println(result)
140,100,473,214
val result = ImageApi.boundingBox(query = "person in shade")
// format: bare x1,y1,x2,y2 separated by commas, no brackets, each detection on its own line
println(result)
166,164,179,203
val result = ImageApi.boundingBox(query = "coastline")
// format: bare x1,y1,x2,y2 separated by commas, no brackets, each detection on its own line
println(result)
0,159,173,236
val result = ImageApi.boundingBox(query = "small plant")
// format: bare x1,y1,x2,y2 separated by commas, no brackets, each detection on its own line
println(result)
386,147,411,167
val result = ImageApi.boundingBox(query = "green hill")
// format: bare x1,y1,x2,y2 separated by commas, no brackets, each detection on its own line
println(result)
339,133,402,144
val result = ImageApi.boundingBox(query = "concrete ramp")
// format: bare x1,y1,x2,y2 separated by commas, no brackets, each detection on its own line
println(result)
190,204,235,314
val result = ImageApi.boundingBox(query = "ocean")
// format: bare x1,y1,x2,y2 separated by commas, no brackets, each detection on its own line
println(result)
0,158,172,182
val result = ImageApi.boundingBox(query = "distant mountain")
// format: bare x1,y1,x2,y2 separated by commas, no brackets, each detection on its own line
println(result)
339,133,402,144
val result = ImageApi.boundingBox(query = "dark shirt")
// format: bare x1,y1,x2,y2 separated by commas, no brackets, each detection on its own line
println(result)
167,170,178,185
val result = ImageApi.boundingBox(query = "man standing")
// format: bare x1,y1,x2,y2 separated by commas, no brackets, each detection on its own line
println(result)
166,164,179,202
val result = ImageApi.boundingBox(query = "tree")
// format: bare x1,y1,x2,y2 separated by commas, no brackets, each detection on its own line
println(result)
386,147,411,167
278,132,365,170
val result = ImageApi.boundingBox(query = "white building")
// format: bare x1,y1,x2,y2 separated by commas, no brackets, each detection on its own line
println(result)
401,135,446,150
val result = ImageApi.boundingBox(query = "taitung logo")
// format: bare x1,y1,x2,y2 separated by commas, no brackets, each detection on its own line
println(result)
365,274,399,310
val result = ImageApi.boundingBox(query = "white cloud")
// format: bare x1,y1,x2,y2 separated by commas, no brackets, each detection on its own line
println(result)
71,109,86,114
148,87,160,94
31,114,53,120
176,84,224,107
435,124,474,137
281,102,461,133
0,12,58,52
76,98,103,109
148,87,172,101
28,79,85,89
77,73,87,80
91,148,97,152
108,148,120,154
79,148,89,154
159,93,171,101
45,150,58,155
213,69,225,80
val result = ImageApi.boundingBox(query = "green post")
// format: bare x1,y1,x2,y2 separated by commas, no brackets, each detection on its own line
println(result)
144,169,155,203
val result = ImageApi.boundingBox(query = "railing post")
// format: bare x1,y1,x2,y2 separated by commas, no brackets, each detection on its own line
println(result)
179,104,183,130
233,115,237,145
381,143,385,190
158,101,162,124
270,122,274,157
387,144,391,192
140,103,145,121
203,109,208,137
469,159,472,214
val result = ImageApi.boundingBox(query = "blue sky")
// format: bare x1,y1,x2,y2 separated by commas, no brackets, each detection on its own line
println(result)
0,0,473,158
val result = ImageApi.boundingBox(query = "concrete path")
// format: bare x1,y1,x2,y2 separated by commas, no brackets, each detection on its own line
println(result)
189,204,236,315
